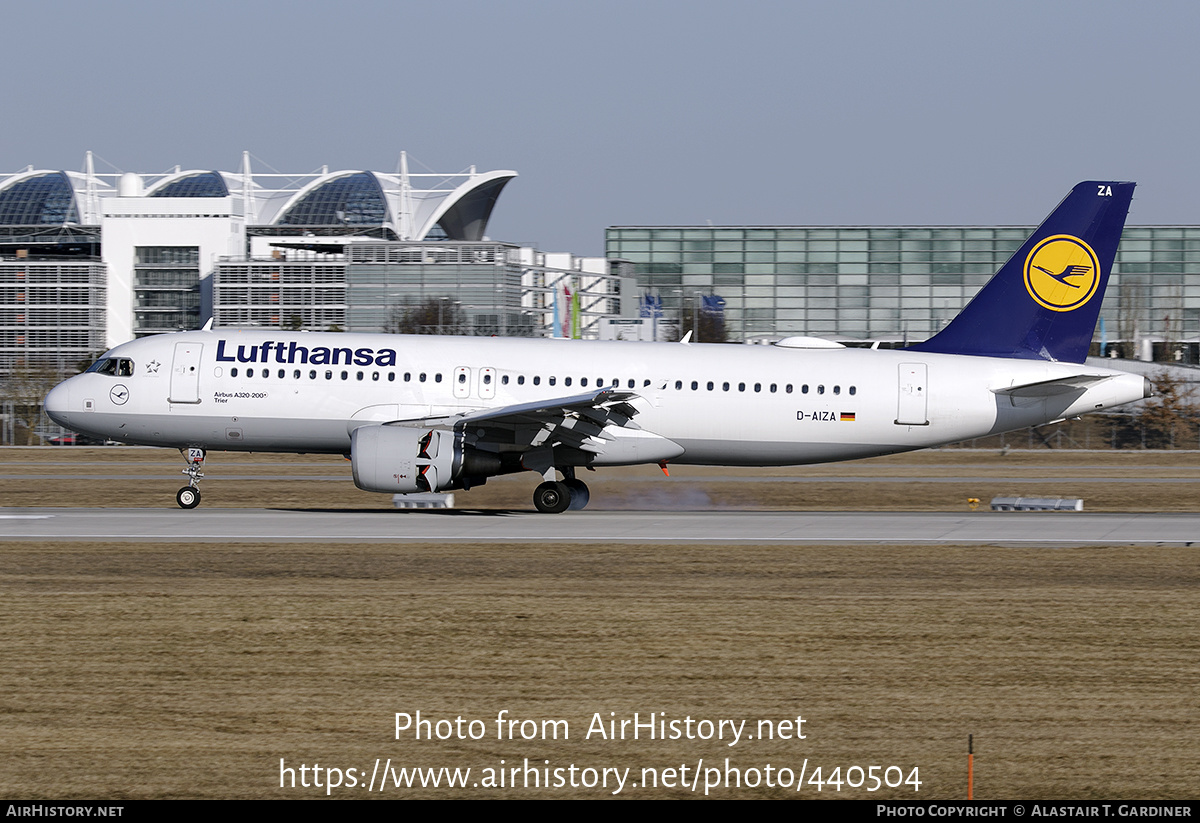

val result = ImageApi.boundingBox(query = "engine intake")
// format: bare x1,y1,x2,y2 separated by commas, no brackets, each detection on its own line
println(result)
352,426,464,493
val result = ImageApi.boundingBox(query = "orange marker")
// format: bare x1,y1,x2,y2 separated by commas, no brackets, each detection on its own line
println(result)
967,734,974,800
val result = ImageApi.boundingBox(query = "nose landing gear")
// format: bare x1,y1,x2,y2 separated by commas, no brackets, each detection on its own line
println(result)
177,447,205,509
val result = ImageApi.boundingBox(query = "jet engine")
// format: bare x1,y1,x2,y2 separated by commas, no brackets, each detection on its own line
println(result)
350,425,502,494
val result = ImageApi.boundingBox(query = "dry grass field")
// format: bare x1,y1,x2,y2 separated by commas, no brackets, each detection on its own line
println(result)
3,445,1200,512
1,448,1198,799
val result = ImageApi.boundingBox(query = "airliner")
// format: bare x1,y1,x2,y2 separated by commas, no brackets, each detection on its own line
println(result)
44,181,1150,513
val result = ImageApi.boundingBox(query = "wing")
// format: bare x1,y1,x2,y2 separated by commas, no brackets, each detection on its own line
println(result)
382,387,682,471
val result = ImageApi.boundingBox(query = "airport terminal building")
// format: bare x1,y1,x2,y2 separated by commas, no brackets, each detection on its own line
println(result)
0,153,634,376
606,225,1200,359
4,152,1200,378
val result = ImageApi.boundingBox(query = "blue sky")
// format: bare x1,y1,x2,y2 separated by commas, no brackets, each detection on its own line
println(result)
5,1,1198,254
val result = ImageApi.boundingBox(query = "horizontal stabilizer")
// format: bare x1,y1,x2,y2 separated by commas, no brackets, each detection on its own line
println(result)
992,374,1114,398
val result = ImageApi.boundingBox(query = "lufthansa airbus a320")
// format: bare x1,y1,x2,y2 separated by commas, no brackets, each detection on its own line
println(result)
45,182,1150,512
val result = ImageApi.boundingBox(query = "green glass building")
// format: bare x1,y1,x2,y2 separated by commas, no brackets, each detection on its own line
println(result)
606,225,1200,358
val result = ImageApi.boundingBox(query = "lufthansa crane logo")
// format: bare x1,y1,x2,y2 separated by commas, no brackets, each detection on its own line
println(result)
1023,234,1101,312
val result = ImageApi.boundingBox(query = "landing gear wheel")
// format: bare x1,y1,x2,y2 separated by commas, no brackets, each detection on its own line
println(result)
176,486,201,509
533,481,571,514
564,479,590,510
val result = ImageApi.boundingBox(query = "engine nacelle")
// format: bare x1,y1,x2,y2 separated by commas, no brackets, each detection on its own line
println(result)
351,425,462,493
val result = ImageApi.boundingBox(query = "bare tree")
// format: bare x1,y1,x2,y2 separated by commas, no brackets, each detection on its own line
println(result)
1139,369,1198,448
1,364,65,445
676,296,729,343
386,297,468,335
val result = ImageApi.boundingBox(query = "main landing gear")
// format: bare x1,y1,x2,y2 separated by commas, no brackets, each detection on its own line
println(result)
533,467,590,514
177,447,205,509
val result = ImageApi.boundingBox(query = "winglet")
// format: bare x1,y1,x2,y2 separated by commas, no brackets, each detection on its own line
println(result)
680,331,693,345
908,181,1135,363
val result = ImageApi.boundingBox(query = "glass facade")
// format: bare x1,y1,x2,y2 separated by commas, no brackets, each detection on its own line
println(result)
0,261,106,373
607,225,1200,351
132,246,201,336
0,172,79,226
278,172,388,227
149,172,229,198
345,243,531,336
212,258,348,331
213,242,628,338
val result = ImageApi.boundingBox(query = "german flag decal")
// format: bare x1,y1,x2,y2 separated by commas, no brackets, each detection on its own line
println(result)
840,412,856,421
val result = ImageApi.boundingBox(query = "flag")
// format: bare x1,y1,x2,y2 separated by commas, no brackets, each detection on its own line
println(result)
562,285,572,338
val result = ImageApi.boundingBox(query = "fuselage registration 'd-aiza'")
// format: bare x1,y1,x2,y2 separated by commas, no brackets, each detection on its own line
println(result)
45,181,1150,512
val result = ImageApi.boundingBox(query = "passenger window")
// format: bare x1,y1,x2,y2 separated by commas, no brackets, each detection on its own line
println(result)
458,373,467,383
247,368,255,378
278,369,285,379
706,381,714,391
435,373,442,383
691,381,698,391
356,371,364,381
786,384,793,393
754,383,761,392
565,377,572,386
341,371,348,380
293,369,301,379
419,373,426,382
404,372,411,382
325,370,333,380
770,384,777,393
388,373,395,382
580,377,587,387
501,375,509,385
849,386,856,395
372,372,379,381
518,376,525,385
738,382,745,392
833,385,840,395
628,379,635,389
533,376,540,385
675,380,682,390
549,377,556,386
643,379,650,387
817,385,825,395
802,385,809,394
231,367,239,377
483,374,492,385
723,382,730,391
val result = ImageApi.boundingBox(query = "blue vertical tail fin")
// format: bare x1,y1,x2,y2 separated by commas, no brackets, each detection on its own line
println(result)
907,181,1135,363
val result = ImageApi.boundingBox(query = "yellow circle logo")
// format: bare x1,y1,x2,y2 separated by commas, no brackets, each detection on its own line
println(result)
1023,234,1100,312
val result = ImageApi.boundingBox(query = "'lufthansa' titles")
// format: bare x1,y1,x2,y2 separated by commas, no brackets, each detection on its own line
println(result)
215,339,397,367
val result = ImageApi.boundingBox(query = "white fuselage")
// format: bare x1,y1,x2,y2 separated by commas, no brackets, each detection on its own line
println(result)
46,330,1148,466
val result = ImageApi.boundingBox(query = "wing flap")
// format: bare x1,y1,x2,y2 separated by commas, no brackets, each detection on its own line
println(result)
376,387,674,464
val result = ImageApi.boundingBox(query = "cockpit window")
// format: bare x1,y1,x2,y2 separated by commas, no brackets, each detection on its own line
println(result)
86,357,134,376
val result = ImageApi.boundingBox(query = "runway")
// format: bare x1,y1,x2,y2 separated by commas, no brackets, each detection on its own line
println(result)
2,507,1196,544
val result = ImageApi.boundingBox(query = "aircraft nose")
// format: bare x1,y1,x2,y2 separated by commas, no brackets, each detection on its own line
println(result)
44,381,72,428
